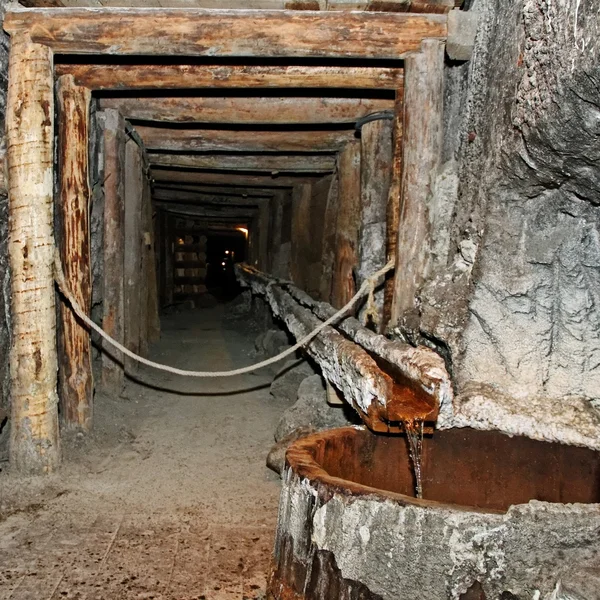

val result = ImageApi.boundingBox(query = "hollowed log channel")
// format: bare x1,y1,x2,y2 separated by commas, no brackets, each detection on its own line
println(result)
269,427,600,600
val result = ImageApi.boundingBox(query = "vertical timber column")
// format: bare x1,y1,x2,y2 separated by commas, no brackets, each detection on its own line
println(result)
358,118,393,331
331,140,360,309
101,109,126,393
6,35,59,472
124,138,144,375
56,75,93,430
290,183,312,289
383,90,404,331
319,173,339,302
257,200,270,272
390,39,444,332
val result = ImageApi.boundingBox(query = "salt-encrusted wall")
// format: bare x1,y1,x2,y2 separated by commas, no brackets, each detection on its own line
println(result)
0,0,11,458
392,0,600,445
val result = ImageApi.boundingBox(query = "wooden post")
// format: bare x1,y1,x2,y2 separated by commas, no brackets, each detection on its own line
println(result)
165,214,175,306
7,34,60,473
56,74,93,430
319,173,339,303
358,117,393,331
257,200,270,273
124,138,144,374
101,109,126,393
290,183,312,290
144,187,160,344
331,140,361,309
383,90,404,331
390,40,444,331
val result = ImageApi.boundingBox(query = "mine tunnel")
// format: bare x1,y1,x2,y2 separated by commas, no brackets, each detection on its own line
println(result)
0,1,600,599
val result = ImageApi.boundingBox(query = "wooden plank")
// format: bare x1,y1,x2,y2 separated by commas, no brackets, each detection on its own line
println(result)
56,64,404,91
148,153,336,173
257,200,271,271
152,182,275,197
100,108,126,393
5,8,447,58
383,89,403,331
6,35,60,473
56,74,93,431
330,140,360,309
151,169,326,188
98,96,395,124
136,126,354,153
318,172,339,302
153,188,267,206
154,202,258,219
290,183,312,290
123,139,144,374
390,39,444,331
357,116,393,332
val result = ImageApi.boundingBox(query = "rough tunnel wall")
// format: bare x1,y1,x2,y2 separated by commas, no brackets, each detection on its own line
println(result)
0,0,11,457
412,1,600,419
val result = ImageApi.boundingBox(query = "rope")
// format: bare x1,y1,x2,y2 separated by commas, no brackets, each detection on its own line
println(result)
53,250,395,378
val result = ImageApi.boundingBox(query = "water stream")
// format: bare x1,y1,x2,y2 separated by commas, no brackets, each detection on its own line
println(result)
404,420,424,499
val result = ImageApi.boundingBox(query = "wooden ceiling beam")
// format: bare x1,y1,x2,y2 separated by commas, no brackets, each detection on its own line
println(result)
153,182,278,197
5,8,447,58
151,168,324,187
136,126,354,152
152,188,268,205
154,202,257,218
57,64,404,91
148,153,336,172
98,96,395,124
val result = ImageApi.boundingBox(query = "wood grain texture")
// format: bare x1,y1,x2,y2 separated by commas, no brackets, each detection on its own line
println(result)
390,40,444,331
5,8,447,58
136,126,354,153
7,36,60,473
56,64,404,91
56,74,93,431
101,109,127,393
330,140,361,309
99,96,395,124
148,153,336,173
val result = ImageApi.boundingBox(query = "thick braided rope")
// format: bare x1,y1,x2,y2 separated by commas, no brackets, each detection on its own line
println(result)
53,250,394,378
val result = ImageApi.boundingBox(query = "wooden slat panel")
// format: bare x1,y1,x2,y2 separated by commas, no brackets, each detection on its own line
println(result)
151,168,325,187
5,8,447,58
98,96,395,124
56,64,404,91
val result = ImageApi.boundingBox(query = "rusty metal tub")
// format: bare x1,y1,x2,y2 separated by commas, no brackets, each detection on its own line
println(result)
267,426,600,600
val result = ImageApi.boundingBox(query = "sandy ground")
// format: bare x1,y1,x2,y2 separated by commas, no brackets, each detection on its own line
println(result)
0,306,290,600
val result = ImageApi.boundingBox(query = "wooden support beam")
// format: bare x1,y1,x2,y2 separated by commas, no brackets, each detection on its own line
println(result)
383,89,404,331
101,109,127,393
153,188,267,206
257,201,271,272
56,74,93,431
390,40,444,332
7,35,60,473
331,140,361,309
136,126,354,153
152,182,275,198
5,8,447,59
98,96,395,125
56,64,404,91
151,169,325,188
319,172,339,302
148,153,336,173
290,183,312,290
154,202,258,219
357,116,393,332
124,139,146,374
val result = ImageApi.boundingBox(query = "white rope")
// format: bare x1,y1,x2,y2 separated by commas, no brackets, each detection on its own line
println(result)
53,250,394,378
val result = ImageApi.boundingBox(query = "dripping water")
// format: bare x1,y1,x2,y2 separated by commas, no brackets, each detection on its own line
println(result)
404,420,424,499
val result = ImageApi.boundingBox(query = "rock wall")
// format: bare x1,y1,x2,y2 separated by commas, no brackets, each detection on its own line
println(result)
395,0,600,444
0,1,11,457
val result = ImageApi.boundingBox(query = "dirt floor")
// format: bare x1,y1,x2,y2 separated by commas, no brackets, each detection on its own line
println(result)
0,306,290,599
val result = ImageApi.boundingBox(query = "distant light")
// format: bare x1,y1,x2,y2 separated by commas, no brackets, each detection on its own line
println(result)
237,227,249,238
221,261,226,266
225,250,230,255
